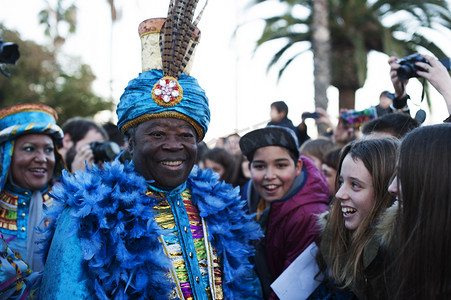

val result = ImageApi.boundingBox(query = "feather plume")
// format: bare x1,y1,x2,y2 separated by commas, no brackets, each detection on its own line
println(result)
160,0,208,78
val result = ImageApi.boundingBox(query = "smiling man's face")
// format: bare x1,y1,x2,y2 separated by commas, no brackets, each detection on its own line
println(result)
129,118,197,189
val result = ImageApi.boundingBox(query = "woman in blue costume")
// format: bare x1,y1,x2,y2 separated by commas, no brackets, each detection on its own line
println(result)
40,3,262,299
0,103,64,299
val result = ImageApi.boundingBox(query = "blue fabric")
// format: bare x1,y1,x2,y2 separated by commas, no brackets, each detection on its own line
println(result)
306,281,355,300
1,183,51,243
0,110,60,141
116,69,210,140
150,182,209,300
0,232,42,299
40,160,262,299
39,207,90,299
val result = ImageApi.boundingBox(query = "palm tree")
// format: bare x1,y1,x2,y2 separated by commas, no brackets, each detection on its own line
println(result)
312,0,330,134
38,0,77,51
251,0,451,109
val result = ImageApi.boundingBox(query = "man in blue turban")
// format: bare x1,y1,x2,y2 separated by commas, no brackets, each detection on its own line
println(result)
39,5,261,299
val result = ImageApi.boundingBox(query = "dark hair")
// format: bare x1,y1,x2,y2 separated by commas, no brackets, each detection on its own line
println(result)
379,90,391,98
300,137,335,164
322,147,342,170
102,122,126,147
195,141,209,165
231,154,250,188
393,124,451,299
361,113,419,139
270,101,289,115
62,117,108,145
202,147,235,183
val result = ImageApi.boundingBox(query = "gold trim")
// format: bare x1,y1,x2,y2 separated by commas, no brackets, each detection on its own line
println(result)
0,103,58,121
151,76,183,107
202,218,217,299
121,112,204,141
11,125,19,136
159,235,185,300
139,30,161,38
25,122,35,131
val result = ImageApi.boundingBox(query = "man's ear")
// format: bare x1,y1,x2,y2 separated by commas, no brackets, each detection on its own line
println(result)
295,157,303,176
127,134,134,156
62,134,73,149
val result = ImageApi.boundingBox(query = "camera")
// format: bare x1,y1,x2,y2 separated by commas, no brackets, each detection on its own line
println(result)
396,54,429,80
90,141,121,163
0,36,20,65
397,53,451,80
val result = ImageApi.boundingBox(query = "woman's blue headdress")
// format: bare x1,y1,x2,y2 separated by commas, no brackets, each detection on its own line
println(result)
117,5,210,142
0,103,64,193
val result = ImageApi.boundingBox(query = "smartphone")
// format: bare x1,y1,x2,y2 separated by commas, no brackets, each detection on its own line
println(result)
302,112,320,119
341,107,377,129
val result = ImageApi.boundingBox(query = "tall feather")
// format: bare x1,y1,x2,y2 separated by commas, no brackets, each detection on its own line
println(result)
160,0,208,78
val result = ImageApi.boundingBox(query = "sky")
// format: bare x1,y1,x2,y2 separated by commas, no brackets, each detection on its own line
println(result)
2,0,451,146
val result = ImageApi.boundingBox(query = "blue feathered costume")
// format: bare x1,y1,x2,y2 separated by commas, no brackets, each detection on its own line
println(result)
39,8,262,299
40,162,261,299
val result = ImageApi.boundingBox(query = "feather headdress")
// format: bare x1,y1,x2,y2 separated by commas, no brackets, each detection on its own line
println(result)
138,0,208,77
161,0,208,78
117,0,211,141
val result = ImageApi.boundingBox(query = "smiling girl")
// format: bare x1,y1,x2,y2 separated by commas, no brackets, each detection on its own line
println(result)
240,126,329,299
314,138,399,300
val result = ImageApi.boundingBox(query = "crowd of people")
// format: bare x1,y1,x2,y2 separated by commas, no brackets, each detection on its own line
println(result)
0,1,451,299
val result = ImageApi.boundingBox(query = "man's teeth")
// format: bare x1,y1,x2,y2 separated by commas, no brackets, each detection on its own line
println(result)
342,207,357,214
30,168,45,173
162,161,182,166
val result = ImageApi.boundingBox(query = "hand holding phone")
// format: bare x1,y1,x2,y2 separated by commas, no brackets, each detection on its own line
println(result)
302,112,320,119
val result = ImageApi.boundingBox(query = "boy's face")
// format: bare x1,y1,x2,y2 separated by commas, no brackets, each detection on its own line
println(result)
250,146,302,202
270,107,284,122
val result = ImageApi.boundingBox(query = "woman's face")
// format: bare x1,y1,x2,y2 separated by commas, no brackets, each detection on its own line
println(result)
335,154,374,231
321,163,337,198
204,158,225,180
11,134,55,191
250,146,302,202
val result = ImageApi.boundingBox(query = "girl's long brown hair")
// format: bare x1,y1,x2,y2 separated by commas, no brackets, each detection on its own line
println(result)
393,124,451,299
324,138,398,289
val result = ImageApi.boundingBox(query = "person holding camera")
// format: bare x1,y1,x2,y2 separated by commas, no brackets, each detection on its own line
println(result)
59,117,117,172
389,54,451,121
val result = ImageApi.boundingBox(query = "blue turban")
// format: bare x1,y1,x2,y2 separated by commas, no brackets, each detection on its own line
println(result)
117,69,210,141
0,103,64,193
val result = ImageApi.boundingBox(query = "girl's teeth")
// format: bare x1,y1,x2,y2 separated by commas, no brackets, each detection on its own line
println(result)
341,207,357,214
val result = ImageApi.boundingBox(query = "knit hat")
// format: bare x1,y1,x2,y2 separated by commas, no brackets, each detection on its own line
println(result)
239,126,300,161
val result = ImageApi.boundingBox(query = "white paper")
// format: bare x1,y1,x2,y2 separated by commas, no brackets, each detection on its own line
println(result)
270,242,323,300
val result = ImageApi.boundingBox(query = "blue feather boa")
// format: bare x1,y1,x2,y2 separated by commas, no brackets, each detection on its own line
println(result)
43,160,262,299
